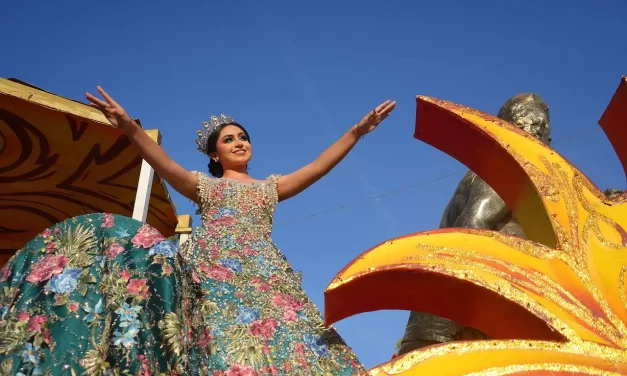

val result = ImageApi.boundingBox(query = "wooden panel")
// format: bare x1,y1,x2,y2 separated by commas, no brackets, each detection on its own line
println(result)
0,78,179,259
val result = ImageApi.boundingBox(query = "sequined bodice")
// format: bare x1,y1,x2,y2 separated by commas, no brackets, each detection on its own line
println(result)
194,172,280,238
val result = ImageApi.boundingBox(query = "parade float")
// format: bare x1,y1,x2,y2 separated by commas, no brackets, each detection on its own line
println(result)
0,77,193,267
1,74,625,374
325,76,627,374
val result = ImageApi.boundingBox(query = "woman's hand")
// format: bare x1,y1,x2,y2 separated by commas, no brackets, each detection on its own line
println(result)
354,99,396,137
85,86,134,128
275,99,396,202
86,86,199,202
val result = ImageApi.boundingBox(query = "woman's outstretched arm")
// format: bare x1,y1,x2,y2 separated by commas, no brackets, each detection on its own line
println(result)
85,86,199,202
277,100,396,202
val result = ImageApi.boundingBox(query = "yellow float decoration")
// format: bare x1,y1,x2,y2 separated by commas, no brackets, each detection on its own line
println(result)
0,78,182,264
325,77,627,374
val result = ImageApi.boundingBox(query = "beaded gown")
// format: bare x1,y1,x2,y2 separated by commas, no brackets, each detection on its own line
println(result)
180,172,363,375
0,173,363,375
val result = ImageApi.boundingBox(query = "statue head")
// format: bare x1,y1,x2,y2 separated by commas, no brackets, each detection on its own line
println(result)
604,188,623,199
497,93,551,144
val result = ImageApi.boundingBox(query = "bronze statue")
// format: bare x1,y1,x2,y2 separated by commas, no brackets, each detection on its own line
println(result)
605,188,623,198
397,93,552,355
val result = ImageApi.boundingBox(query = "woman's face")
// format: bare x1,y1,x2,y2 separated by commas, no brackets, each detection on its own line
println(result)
212,124,252,170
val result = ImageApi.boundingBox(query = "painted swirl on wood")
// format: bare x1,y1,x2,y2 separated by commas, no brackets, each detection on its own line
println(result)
0,78,178,262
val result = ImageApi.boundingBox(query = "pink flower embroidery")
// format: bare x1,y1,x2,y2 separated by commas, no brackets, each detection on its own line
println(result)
224,364,258,376
191,271,201,283
213,217,236,227
199,263,233,281
249,318,278,340
258,282,271,292
42,329,51,344
102,213,115,228
283,309,298,323
28,315,47,331
294,343,306,355
26,255,68,283
41,229,52,238
163,264,174,275
197,238,208,249
138,354,151,376
105,243,125,260
271,292,304,312
0,263,10,282
207,228,221,239
127,279,148,295
45,241,57,253
131,224,165,249
18,312,30,322
243,248,257,256
54,228,61,234
119,270,131,281
68,302,79,313
197,327,213,348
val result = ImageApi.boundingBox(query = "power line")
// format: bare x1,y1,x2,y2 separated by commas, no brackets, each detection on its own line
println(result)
276,171,462,226
275,126,603,227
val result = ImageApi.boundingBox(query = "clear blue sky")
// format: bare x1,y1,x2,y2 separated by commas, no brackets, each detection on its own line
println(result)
2,0,626,368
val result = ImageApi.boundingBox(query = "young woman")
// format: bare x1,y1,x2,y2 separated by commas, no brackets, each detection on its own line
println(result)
85,86,396,375
0,87,394,376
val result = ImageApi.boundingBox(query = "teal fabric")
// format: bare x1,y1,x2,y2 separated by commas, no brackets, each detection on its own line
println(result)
0,213,183,375
1,190,364,375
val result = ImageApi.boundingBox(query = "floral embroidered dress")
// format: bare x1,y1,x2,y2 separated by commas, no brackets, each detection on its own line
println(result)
180,172,363,375
0,175,363,376
0,213,183,375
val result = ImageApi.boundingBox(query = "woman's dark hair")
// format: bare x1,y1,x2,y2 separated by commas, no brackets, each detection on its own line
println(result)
205,122,251,178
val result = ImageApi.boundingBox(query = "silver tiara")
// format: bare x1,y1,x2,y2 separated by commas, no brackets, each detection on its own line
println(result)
195,113,234,152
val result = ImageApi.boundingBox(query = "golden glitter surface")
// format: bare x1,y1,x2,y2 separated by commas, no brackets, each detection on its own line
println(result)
325,76,627,375
367,341,626,375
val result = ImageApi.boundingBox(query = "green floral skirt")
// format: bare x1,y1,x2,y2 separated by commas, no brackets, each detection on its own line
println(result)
0,214,365,376
0,213,184,375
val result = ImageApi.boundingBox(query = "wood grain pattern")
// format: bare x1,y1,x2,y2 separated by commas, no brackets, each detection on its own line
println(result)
0,78,178,263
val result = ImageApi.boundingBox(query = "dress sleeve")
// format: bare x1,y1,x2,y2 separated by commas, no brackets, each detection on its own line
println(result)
266,174,282,206
191,171,212,210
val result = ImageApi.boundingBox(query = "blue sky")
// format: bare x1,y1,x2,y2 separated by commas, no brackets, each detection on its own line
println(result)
2,0,626,368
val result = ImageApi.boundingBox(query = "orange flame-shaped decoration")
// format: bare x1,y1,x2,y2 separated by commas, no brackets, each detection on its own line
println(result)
325,77,627,375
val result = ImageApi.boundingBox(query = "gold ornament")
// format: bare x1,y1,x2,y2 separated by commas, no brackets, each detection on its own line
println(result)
325,77,627,375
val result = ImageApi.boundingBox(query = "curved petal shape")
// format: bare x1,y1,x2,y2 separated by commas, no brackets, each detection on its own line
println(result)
325,229,622,346
366,340,627,375
325,77,627,374
325,230,562,342
599,76,627,181
413,95,626,250
408,93,627,347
